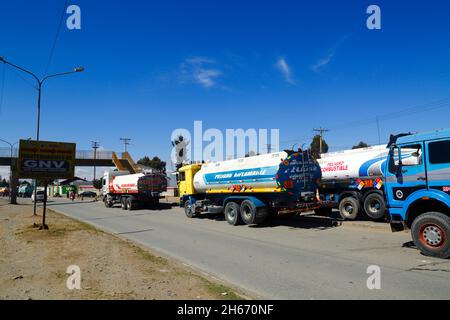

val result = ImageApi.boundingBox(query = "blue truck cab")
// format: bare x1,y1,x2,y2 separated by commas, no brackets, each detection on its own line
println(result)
385,129,450,258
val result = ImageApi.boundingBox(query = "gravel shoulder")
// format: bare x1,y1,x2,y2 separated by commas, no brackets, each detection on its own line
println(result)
0,199,244,300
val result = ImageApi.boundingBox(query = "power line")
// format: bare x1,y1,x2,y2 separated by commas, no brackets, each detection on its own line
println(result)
120,138,131,153
5,64,38,89
281,97,450,144
44,0,69,75
0,63,5,115
313,127,330,154
329,97,450,131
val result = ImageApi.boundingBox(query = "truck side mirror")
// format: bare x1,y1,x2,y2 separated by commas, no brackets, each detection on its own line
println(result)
388,148,399,174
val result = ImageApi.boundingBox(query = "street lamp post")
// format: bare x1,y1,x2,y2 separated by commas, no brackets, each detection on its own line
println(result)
0,139,18,204
0,56,84,216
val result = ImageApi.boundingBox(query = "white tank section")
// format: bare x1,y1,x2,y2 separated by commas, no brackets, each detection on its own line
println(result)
318,145,419,180
104,171,167,195
317,145,388,180
192,150,322,195
110,173,145,193
193,152,288,192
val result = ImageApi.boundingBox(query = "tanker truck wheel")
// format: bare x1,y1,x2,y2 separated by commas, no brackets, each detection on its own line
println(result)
411,212,450,259
224,202,242,225
363,193,386,220
121,197,128,210
240,200,268,225
126,198,135,211
184,200,196,218
104,199,113,208
338,197,359,220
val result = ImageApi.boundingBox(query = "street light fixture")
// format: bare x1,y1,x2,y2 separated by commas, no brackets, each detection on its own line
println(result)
0,56,84,215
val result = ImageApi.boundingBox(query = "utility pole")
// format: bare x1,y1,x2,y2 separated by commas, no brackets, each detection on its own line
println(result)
120,138,131,153
0,139,18,204
91,141,100,181
313,127,330,154
376,116,381,145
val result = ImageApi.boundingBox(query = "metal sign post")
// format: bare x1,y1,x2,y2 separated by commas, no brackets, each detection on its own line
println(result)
40,181,49,230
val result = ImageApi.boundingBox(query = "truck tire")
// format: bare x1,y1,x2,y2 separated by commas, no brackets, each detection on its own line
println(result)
151,198,159,208
338,197,359,220
363,193,386,220
314,207,333,216
240,200,268,225
411,212,450,259
126,198,135,211
224,202,242,225
121,197,128,210
184,200,196,218
104,199,113,208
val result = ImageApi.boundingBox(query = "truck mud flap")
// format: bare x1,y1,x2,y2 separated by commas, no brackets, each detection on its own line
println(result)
390,221,407,232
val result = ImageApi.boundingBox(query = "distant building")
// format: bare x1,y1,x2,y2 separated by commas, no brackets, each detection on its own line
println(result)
47,177,101,197
162,187,178,197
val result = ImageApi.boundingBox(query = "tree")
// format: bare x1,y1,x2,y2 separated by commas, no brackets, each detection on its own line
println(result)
352,141,370,149
0,178,8,187
310,135,328,159
137,156,166,172
92,179,103,190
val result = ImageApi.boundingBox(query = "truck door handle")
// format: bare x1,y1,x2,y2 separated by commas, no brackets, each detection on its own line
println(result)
417,176,426,181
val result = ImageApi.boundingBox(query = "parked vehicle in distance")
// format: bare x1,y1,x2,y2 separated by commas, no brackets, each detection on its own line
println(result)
177,150,330,226
0,187,9,197
387,129,450,258
102,170,167,210
18,185,34,198
79,191,97,198
31,190,45,203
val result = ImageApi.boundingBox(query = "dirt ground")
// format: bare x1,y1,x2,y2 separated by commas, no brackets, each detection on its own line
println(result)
0,199,242,300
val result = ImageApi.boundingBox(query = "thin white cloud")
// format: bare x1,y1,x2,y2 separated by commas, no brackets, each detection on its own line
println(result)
311,51,335,72
276,57,295,85
311,34,351,73
194,69,222,88
181,57,222,88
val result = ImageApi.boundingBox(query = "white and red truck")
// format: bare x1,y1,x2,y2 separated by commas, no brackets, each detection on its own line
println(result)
102,170,167,210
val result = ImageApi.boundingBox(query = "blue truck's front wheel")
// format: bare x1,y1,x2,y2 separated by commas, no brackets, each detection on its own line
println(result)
411,212,450,259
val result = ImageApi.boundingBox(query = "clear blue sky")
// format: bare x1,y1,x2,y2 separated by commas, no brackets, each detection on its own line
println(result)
1,0,450,178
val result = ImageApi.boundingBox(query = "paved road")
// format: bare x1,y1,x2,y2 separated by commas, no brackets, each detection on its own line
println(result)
35,198,450,299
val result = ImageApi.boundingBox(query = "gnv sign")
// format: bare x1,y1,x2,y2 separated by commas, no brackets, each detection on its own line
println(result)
21,160,69,172
17,140,76,179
